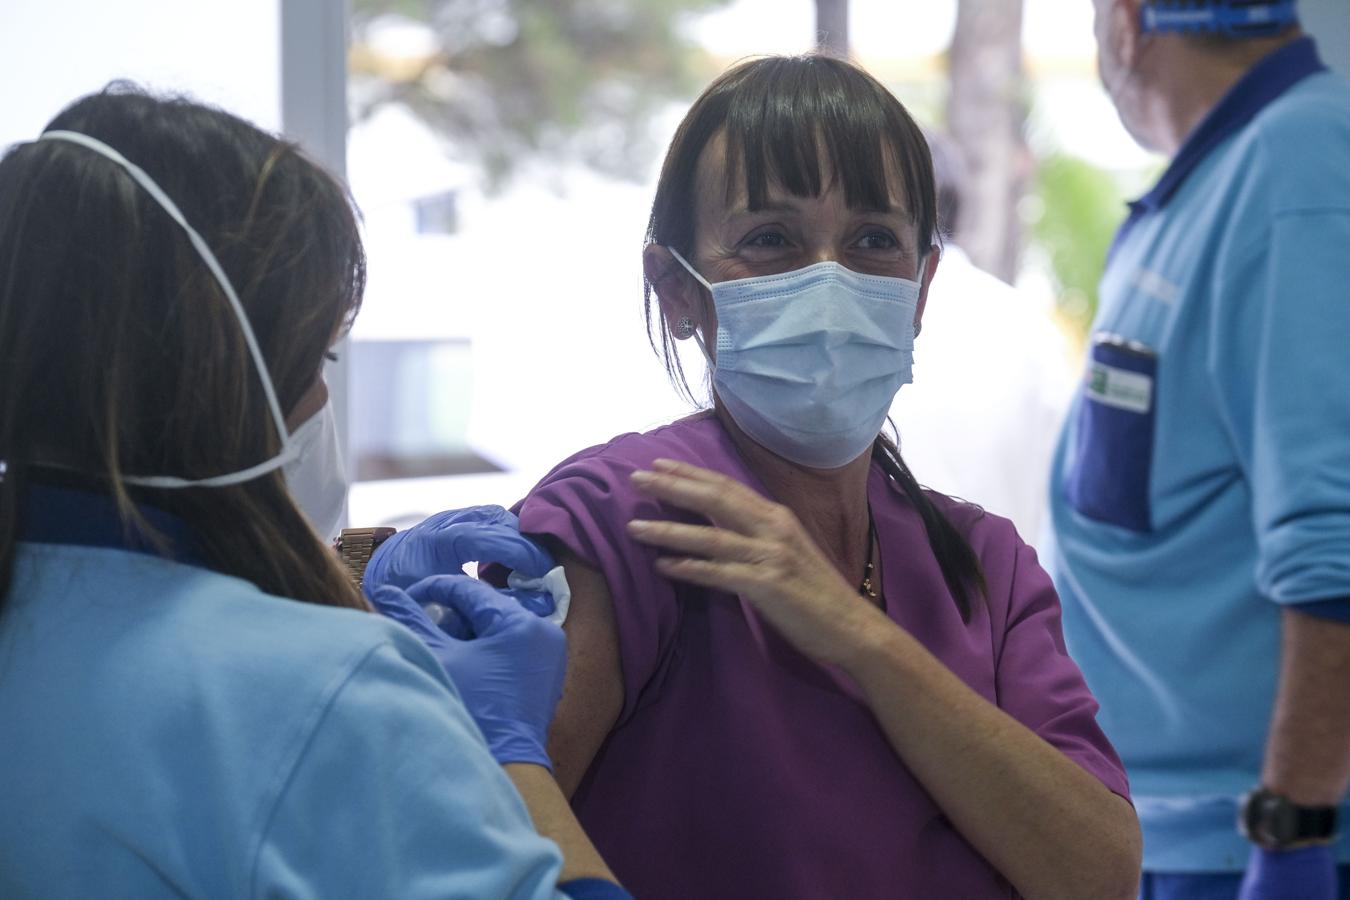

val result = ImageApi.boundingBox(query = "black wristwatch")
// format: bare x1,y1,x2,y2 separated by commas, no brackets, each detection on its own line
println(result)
1239,787,1339,849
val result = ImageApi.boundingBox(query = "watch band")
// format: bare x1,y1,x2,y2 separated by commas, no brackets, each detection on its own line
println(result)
1240,787,1339,849
335,526,396,589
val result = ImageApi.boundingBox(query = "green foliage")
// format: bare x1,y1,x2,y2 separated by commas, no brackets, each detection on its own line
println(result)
1031,153,1125,336
351,0,734,186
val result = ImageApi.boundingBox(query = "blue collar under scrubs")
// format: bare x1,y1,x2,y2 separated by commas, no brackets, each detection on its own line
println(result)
16,476,207,562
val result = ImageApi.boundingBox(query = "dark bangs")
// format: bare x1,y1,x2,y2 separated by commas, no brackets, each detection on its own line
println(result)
721,56,935,244
647,54,936,258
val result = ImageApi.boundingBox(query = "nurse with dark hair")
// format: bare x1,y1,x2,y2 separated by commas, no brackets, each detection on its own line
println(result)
0,86,628,900
469,54,1140,900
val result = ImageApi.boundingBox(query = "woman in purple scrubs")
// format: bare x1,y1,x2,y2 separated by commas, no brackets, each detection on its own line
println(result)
515,55,1140,899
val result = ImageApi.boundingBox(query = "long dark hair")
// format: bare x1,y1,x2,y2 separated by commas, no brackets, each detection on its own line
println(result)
643,55,986,619
0,85,368,615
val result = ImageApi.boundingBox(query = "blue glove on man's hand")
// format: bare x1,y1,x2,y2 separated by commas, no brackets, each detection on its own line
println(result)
364,506,557,618
1238,845,1337,900
370,574,566,770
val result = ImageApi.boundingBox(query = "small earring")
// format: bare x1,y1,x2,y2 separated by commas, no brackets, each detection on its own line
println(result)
675,316,695,339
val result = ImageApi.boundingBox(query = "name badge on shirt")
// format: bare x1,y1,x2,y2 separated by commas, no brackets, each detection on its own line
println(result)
1063,334,1159,532
1085,360,1154,414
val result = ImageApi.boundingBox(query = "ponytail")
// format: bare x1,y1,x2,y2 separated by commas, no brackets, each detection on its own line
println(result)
871,435,986,622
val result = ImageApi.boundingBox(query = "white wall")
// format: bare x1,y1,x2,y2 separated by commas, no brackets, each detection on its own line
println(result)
0,0,280,149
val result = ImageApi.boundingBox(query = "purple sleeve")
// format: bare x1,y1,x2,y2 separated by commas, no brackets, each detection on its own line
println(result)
994,537,1133,802
516,453,684,726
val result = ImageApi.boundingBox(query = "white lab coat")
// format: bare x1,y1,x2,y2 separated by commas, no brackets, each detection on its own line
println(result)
890,245,1077,544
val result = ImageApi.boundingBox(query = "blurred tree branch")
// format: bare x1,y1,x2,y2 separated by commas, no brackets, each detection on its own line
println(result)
350,0,733,187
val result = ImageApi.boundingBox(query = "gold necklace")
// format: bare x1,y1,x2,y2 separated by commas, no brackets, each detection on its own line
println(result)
858,509,878,599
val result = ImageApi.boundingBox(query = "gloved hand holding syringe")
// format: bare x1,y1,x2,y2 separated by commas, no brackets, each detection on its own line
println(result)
360,505,572,771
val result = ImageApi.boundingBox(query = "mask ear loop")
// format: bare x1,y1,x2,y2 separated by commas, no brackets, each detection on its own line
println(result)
665,247,713,360
37,130,299,488
913,250,930,340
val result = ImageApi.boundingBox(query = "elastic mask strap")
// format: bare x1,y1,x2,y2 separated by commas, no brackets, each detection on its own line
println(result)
663,247,714,361
38,130,297,488
667,247,713,291
690,325,711,362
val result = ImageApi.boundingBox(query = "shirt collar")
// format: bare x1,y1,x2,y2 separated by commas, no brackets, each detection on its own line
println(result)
18,474,205,566
1131,36,1326,215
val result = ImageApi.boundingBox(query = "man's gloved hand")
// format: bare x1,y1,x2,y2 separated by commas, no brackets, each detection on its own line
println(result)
370,573,566,770
1238,845,1337,900
364,506,556,618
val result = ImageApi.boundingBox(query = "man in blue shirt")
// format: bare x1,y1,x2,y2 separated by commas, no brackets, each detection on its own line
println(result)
1047,1,1350,898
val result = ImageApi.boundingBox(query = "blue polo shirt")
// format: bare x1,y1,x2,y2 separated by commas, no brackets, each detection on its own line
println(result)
1046,38,1350,872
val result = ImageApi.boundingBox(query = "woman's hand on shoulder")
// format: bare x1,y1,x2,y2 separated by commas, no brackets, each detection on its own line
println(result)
626,458,891,667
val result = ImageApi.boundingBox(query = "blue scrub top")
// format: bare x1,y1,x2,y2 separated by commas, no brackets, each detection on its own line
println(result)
1047,38,1350,872
0,483,576,898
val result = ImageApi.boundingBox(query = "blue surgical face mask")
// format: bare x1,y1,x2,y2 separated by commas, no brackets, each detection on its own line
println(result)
668,249,922,469
282,400,349,540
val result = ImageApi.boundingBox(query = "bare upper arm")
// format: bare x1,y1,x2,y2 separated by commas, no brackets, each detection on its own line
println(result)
548,549,624,798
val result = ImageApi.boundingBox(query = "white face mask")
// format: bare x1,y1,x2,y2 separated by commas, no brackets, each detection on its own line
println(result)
35,130,321,494
283,400,348,541
670,248,921,469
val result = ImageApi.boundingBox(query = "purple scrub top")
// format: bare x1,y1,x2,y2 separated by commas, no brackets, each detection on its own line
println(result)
516,413,1128,899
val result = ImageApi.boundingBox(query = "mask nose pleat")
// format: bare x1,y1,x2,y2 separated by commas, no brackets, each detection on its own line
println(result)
724,362,819,387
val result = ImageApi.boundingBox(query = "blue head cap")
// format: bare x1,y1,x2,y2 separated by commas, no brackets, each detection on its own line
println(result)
1141,0,1299,37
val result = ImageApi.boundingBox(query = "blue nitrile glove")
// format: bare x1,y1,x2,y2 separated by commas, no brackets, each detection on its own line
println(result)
370,573,566,769
1238,845,1337,900
364,506,556,618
